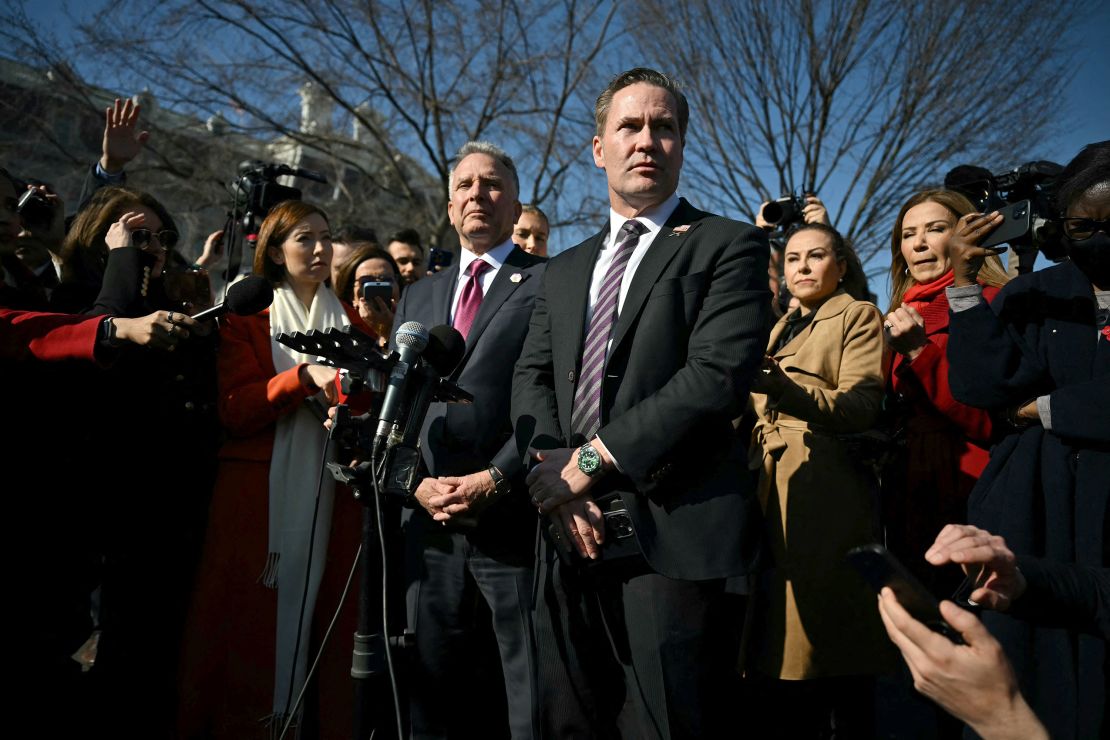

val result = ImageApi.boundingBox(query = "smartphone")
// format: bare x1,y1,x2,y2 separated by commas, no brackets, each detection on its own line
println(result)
846,544,965,644
359,278,393,304
979,199,1031,250
427,247,454,272
548,491,641,566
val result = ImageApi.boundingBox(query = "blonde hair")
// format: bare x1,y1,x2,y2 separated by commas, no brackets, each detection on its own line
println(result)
888,190,1010,311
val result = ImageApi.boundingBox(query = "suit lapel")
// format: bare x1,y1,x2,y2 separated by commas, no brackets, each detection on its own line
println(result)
454,247,533,373
429,263,459,330
608,198,701,356
558,229,608,369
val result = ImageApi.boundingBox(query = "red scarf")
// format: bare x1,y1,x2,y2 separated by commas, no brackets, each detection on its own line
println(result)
903,269,955,312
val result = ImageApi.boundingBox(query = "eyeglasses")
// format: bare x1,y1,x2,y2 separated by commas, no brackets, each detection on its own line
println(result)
131,228,179,250
1061,217,1110,240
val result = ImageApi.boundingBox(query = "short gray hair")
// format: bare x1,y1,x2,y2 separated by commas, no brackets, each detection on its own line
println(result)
448,140,519,195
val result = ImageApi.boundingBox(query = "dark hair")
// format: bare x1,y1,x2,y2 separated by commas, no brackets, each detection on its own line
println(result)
1054,140,1110,215
595,68,689,141
786,223,870,301
253,200,331,285
520,204,549,225
333,243,400,302
61,186,178,283
333,224,379,244
387,227,422,250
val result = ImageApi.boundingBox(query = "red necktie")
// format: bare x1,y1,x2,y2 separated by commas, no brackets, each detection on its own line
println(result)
453,259,492,340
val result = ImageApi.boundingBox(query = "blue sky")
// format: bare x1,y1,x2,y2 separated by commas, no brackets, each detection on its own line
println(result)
16,0,1110,301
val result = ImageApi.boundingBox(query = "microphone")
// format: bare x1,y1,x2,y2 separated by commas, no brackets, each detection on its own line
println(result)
374,321,429,449
381,325,465,498
398,325,465,449
191,275,274,321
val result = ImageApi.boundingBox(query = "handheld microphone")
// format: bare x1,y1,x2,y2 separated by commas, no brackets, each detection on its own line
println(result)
374,321,429,450
191,275,274,321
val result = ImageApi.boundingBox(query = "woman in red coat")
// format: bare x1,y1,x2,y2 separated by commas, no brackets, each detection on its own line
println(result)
881,189,1010,588
178,200,373,739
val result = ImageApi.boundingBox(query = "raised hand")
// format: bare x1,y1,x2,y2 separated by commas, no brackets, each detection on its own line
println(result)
100,97,150,173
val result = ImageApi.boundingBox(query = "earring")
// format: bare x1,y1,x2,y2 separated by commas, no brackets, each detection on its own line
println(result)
838,277,844,283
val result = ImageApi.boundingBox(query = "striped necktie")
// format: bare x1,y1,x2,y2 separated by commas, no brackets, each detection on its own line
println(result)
570,219,648,439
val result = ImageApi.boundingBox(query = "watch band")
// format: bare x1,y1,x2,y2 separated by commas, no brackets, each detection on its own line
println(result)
488,465,511,496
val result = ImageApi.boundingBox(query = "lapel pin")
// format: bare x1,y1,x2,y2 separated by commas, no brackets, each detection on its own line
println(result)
669,224,691,236
510,273,522,283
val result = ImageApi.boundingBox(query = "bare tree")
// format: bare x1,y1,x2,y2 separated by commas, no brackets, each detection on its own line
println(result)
636,0,1082,273
2,0,624,250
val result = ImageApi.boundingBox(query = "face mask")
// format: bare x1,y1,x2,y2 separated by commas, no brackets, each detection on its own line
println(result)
1066,232,1110,288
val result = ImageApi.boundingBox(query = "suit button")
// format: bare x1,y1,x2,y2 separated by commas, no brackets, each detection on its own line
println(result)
568,371,576,383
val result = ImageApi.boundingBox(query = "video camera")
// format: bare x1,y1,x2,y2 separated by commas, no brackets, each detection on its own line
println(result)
232,161,328,234
944,160,1065,270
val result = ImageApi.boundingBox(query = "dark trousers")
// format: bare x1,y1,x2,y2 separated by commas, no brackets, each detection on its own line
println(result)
534,543,746,739
404,511,538,739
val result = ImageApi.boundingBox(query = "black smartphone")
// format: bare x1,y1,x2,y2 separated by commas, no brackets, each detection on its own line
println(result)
979,199,1031,250
548,491,641,567
359,278,393,304
846,544,965,644
427,247,454,272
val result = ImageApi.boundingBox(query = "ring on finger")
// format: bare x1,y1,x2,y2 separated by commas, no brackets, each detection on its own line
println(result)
167,311,176,325
883,322,894,330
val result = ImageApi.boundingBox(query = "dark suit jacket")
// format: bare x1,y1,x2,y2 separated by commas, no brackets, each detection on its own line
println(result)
512,198,771,580
393,245,546,553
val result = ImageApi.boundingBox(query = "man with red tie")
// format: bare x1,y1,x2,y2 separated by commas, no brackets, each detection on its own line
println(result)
390,141,546,738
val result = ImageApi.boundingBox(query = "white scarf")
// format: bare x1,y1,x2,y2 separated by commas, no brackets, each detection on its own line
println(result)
265,281,350,719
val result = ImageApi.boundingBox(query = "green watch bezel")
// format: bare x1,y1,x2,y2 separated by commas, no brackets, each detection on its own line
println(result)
577,443,603,477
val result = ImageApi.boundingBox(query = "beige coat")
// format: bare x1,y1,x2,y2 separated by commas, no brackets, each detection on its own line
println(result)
749,290,895,679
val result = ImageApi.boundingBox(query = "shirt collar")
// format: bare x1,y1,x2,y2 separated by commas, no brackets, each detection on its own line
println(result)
457,237,515,276
606,192,681,247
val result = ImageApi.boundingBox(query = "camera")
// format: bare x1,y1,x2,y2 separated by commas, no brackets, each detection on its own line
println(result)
944,160,1065,269
16,188,54,231
761,193,806,230
232,161,328,233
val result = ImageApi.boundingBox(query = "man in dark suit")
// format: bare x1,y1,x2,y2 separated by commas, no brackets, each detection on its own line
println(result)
392,141,545,738
512,68,771,738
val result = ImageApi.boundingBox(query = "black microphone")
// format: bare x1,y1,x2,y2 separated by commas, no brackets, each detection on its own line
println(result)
191,275,274,321
374,321,429,450
398,325,466,449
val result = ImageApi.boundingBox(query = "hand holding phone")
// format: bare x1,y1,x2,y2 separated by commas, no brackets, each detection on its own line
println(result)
847,544,965,644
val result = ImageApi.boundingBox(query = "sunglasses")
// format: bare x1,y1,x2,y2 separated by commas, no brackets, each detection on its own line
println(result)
1061,217,1110,241
131,228,179,250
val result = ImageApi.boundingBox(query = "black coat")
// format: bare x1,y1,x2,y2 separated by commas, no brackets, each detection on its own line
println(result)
512,198,771,581
948,259,1109,740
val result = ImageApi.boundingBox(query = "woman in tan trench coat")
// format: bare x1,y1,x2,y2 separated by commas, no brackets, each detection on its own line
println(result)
747,223,894,736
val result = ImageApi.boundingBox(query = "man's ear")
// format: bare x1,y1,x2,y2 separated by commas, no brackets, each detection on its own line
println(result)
592,135,605,169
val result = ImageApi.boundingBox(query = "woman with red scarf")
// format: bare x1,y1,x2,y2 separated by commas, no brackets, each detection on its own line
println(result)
881,190,1010,588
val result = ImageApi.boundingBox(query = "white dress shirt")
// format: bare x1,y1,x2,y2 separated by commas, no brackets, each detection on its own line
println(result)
585,192,681,332
448,238,517,324
587,192,680,469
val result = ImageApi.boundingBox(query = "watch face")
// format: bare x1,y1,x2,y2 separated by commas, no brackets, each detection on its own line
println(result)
578,444,601,475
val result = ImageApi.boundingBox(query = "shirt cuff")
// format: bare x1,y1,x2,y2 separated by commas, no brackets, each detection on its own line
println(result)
1036,395,1052,430
95,162,126,182
593,435,623,474
945,284,985,312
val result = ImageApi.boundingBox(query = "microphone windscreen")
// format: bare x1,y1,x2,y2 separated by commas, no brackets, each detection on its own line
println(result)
395,321,429,353
425,325,466,376
225,275,274,316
